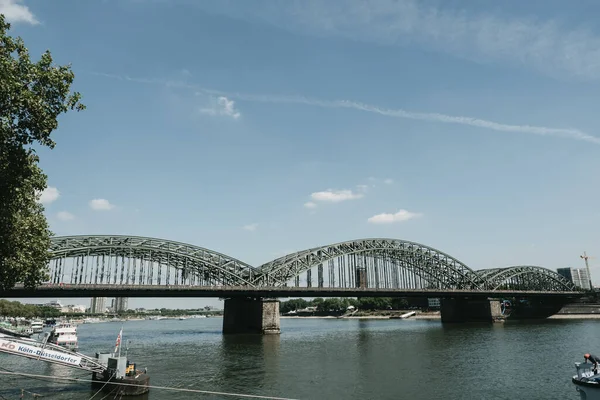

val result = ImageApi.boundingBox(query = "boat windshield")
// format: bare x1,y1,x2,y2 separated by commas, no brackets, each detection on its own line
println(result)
575,362,600,381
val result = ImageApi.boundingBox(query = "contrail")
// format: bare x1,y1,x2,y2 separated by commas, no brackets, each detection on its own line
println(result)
90,72,600,145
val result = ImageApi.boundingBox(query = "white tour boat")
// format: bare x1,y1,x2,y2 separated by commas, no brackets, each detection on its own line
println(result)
573,361,600,399
30,320,44,334
48,322,78,350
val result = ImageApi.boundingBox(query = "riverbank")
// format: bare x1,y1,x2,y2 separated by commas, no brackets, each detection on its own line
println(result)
281,311,442,320
282,312,600,321
549,314,600,319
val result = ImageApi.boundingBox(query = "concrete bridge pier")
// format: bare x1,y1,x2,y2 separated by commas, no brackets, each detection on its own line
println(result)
440,298,503,323
222,297,280,334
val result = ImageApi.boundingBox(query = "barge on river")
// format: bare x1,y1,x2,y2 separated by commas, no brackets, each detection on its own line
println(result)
92,353,150,396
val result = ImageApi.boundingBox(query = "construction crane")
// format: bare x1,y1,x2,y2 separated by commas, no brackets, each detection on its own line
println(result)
580,252,595,290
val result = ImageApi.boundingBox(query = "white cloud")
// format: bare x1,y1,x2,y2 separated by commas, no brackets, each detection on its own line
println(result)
291,96,599,144
38,186,60,205
56,211,74,221
311,189,364,203
201,0,600,82
200,96,241,119
303,201,317,209
356,184,369,192
383,179,394,185
93,72,600,145
89,198,115,211
0,0,38,24
262,95,598,144
242,223,258,231
367,209,422,224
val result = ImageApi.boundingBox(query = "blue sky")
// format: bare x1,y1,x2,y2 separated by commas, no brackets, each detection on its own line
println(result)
3,0,600,309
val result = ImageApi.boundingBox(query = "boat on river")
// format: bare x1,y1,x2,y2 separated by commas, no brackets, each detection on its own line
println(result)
572,361,600,399
0,321,33,338
0,328,149,396
48,322,78,350
30,320,44,334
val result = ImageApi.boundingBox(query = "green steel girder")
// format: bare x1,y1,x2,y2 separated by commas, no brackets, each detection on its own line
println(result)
476,265,578,292
252,238,485,289
474,268,504,281
46,236,580,293
49,235,258,287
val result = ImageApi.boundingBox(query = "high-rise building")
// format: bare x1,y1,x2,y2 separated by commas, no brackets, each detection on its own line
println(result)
114,297,129,313
557,267,591,290
573,268,592,289
557,267,573,282
90,297,106,314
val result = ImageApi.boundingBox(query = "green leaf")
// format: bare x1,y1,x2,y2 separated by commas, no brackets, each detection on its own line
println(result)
0,14,85,290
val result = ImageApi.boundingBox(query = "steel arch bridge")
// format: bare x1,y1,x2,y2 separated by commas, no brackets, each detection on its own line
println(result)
48,235,258,287
39,235,578,294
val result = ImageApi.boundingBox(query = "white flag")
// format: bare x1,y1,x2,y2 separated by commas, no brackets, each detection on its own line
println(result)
114,327,123,353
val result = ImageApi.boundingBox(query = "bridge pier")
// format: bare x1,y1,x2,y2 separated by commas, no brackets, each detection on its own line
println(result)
222,297,280,335
440,298,503,323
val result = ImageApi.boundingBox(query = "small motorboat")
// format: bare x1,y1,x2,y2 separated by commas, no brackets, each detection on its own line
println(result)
572,361,600,399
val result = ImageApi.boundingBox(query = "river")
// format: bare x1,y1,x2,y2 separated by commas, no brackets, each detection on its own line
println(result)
0,317,595,399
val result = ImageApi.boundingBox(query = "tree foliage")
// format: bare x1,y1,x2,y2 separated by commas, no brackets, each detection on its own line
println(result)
0,299,60,318
280,297,414,313
0,15,84,290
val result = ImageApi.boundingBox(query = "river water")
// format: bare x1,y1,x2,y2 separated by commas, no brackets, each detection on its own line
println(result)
0,317,596,399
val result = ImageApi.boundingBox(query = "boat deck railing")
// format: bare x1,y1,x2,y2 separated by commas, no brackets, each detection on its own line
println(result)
0,333,106,373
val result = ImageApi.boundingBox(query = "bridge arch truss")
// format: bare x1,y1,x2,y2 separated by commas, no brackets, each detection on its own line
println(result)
43,236,580,294
475,266,577,292
253,239,485,290
48,235,258,287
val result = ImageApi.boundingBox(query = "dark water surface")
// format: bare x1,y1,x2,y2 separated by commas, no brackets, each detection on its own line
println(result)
0,317,596,399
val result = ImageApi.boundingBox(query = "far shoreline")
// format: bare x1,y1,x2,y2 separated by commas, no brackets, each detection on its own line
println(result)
281,313,600,321
549,314,600,319
281,313,441,320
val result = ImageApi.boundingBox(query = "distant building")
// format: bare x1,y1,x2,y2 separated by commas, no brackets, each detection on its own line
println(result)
44,300,63,309
90,297,106,314
557,267,591,290
43,300,67,313
66,304,86,313
114,297,129,313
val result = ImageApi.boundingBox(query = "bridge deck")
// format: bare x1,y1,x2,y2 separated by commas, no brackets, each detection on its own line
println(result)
1,284,582,298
